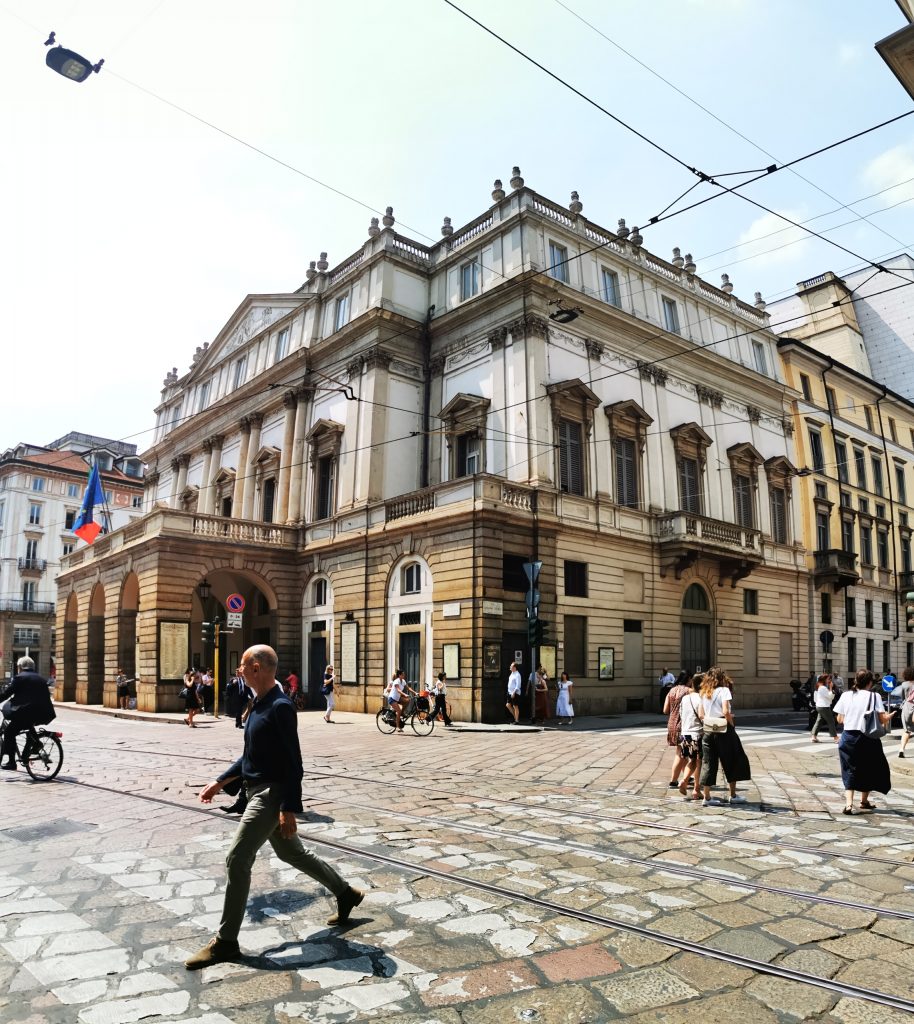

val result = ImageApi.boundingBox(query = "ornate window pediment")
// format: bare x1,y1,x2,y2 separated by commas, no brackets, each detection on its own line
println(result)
440,393,490,479
251,445,281,467
605,399,653,451
306,419,345,462
546,379,600,435
670,423,712,463
547,380,599,497
763,455,796,482
439,393,490,431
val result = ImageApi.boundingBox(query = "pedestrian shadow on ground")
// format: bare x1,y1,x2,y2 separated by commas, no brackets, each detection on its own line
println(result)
248,932,382,971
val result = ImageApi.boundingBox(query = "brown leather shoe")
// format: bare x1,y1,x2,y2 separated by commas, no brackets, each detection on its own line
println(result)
327,886,364,925
184,936,241,970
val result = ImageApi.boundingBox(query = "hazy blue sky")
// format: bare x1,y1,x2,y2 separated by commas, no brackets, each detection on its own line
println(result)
2,0,913,455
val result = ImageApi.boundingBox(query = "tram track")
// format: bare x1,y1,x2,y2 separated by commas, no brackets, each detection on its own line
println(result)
74,741,914,868
33,771,914,1018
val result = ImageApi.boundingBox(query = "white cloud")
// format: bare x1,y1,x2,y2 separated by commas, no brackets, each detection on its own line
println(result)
734,209,811,268
861,144,914,204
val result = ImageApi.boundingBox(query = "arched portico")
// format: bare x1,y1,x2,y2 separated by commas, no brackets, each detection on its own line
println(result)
81,582,106,704
60,592,79,701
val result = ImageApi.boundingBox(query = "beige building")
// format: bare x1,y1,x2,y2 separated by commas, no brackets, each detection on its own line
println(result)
56,173,808,717
778,321,914,679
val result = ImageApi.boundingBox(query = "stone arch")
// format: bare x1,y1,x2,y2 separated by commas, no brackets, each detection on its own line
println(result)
118,572,140,685
386,554,434,689
87,581,106,702
61,591,79,701
302,573,334,709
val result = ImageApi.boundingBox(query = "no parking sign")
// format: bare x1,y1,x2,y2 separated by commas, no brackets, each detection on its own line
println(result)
226,593,245,613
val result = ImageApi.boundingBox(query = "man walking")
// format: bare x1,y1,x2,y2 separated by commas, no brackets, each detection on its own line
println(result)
506,661,522,724
185,644,363,970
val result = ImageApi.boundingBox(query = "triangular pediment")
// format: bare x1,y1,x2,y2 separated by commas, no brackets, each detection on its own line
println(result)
670,422,713,448
545,378,600,411
604,399,653,427
727,441,763,467
252,445,281,466
764,455,796,478
306,418,345,444
212,467,236,485
439,393,491,425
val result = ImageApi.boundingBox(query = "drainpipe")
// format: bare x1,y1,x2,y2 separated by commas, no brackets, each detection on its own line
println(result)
821,361,848,655
420,305,435,490
363,504,370,714
875,388,901,642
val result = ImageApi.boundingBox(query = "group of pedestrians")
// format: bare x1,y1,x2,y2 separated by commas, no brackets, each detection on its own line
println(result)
507,663,575,725
664,667,750,806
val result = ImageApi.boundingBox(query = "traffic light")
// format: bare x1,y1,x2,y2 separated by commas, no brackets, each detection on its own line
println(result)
906,592,914,631
527,619,548,646
201,620,215,645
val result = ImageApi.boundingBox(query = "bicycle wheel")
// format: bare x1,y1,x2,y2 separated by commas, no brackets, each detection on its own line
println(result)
375,709,397,734
24,731,63,781
410,709,435,736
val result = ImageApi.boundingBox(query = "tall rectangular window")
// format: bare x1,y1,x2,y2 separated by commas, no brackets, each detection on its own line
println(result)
460,260,480,300
845,595,857,627
25,539,38,562
883,639,892,673
889,417,898,442
613,437,638,509
751,340,768,375
662,297,680,334
733,474,754,527
860,524,873,565
196,381,210,413
820,591,832,624
866,637,874,670
841,517,855,553
744,589,759,615
334,294,350,330
902,534,912,573
261,478,276,523
896,464,907,505
548,242,569,283
835,440,848,483
679,457,702,514
31,477,45,492
232,355,247,390
564,561,588,597
864,405,873,431
847,637,857,672
799,373,812,401
816,511,829,551
854,448,866,488
28,503,41,526
826,387,838,414
274,327,290,364
601,268,620,306
878,528,889,568
316,456,335,520
22,582,36,611
809,429,825,472
882,601,891,630
558,420,584,495
865,599,874,629
872,457,884,496
563,615,587,676
770,486,788,543
67,482,80,498
456,433,480,477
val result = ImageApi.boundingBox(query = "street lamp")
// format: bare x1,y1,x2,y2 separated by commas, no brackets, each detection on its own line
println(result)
44,32,104,83
197,579,212,602
548,301,581,324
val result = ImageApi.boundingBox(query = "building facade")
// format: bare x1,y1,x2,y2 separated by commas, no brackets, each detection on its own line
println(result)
0,433,144,678
777,336,914,678
56,174,808,717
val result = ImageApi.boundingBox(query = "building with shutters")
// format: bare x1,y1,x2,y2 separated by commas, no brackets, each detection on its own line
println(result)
777,335,914,678
55,172,808,716
0,434,144,679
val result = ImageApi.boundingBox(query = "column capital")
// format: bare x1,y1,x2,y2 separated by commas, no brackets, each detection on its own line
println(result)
283,389,298,410
248,411,264,429
208,433,224,449
239,416,252,435
176,453,191,468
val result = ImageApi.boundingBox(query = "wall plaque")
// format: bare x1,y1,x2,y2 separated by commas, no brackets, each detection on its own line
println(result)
340,620,359,684
159,621,189,680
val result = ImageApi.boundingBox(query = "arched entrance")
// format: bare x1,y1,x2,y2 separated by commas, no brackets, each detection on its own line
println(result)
681,582,713,673
86,582,106,703
193,570,277,698
387,556,433,690
119,573,139,689
62,592,78,701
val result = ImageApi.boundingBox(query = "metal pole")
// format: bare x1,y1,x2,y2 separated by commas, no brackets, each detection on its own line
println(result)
214,618,221,719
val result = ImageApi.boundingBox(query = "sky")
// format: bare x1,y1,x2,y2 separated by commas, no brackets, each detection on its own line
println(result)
2,0,913,456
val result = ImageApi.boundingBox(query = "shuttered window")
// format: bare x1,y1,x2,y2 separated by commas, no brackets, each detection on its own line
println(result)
262,478,276,523
613,437,638,508
770,486,787,543
316,456,336,520
679,457,702,513
559,420,584,495
733,474,754,527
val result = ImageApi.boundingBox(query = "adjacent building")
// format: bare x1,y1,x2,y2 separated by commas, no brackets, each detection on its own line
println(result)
56,173,808,717
0,433,144,678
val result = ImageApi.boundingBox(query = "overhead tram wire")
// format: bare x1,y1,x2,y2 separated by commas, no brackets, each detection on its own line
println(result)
552,0,912,253
441,0,914,285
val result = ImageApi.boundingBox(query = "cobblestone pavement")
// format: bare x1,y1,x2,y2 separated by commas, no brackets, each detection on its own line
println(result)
3,707,914,1023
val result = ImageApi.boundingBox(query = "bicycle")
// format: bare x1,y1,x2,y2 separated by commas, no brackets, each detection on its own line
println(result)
376,691,436,736
0,720,64,781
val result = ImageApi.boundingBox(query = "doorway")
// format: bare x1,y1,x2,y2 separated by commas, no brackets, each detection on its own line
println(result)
682,623,711,673
309,635,327,709
399,632,421,688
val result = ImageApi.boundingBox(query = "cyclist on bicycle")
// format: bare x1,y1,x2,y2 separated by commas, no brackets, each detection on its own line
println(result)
386,669,417,732
1,656,56,771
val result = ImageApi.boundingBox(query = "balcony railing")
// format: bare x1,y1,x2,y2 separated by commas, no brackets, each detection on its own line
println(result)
18,558,47,572
655,512,761,554
0,599,54,613
899,569,914,593
814,549,858,576
385,490,435,522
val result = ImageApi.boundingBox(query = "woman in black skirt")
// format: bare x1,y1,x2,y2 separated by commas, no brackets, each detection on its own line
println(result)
834,669,892,814
698,667,751,807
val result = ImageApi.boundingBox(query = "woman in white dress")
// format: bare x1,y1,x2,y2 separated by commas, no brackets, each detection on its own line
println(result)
698,668,751,807
555,671,574,724
834,669,892,813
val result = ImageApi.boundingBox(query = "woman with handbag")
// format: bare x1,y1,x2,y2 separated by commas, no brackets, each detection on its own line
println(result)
834,669,892,814
321,664,335,723
183,668,202,728
698,668,751,807
663,672,693,788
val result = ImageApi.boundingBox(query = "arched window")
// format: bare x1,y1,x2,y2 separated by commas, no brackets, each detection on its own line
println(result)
402,562,421,595
683,583,708,611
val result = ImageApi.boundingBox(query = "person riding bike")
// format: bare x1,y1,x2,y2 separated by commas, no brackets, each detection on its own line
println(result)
386,669,417,732
0,656,56,771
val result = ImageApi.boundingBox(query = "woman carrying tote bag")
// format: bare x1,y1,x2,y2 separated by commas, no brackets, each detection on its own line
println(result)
834,669,892,814
698,667,751,807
